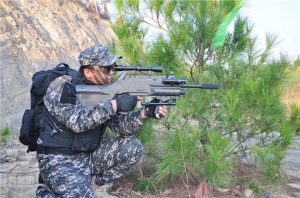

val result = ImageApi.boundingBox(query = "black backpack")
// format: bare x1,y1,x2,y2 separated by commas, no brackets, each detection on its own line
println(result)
19,63,78,153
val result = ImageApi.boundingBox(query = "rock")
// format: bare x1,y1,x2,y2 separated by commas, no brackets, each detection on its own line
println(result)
7,184,46,198
0,0,118,136
258,192,271,198
5,155,16,163
244,189,253,198
287,183,300,190
216,188,229,193
281,138,300,180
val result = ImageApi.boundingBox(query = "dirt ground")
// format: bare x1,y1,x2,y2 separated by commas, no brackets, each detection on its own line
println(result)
1,137,300,198
111,162,300,198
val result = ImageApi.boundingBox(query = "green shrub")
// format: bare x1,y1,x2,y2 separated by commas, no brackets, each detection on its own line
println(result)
293,56,300,66
134,178,157,195
0,127,10,142
250,145,283,181
248,182,262,196
203,131,236,188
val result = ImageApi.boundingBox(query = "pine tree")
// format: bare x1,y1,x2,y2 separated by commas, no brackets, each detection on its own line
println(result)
110,0,299,196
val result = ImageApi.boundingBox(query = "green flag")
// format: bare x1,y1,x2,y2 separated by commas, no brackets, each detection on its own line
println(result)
213,0,245,48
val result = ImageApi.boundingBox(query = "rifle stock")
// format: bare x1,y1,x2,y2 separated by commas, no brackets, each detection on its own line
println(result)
76,66,219,107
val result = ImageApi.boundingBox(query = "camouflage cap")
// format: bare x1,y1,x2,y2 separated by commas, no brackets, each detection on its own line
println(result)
78,44,122,67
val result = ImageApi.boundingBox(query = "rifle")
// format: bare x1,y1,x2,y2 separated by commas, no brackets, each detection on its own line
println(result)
76,65,219,108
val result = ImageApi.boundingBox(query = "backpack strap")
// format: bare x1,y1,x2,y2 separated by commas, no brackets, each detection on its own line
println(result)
68,70,83,86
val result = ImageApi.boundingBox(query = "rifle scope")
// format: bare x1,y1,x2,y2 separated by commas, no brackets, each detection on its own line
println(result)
115,65,162,72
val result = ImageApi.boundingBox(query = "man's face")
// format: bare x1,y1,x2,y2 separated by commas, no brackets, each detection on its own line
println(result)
85,64,115,85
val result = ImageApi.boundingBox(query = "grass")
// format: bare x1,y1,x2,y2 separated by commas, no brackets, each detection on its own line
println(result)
0,127,10,142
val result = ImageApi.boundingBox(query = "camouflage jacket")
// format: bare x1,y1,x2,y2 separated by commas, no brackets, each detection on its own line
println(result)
43,75,145,137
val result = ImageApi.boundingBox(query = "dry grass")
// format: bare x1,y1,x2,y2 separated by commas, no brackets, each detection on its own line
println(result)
281,66,300,110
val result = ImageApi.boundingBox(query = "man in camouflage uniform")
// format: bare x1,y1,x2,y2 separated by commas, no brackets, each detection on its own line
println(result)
36,44,168,197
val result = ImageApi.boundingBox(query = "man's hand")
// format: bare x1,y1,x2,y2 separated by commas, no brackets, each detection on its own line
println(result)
143,99,168,119
111,95,142,112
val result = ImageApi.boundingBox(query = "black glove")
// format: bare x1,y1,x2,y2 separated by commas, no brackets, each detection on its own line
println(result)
115,95,137,112
144,99,161,118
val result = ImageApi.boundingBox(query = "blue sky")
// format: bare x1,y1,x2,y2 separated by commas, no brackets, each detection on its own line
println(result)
240,0,300,60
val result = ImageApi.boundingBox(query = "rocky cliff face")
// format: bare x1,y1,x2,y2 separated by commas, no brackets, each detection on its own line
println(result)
0,0,117,135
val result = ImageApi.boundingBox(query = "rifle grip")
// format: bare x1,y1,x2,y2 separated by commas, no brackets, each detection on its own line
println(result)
154,105,162,118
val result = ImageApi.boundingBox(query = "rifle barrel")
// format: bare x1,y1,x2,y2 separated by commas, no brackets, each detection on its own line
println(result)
183,84,219,89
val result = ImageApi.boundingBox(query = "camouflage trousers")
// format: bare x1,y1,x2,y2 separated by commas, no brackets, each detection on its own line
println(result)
36,137,143,198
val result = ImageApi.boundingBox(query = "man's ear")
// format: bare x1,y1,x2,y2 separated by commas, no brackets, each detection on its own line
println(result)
83,68,93,78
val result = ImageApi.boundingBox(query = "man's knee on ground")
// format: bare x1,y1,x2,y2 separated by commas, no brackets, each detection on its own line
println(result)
122,137,143,164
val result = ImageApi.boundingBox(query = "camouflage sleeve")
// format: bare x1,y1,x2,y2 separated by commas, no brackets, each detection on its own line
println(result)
108,111,146,137
43,75,116,133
